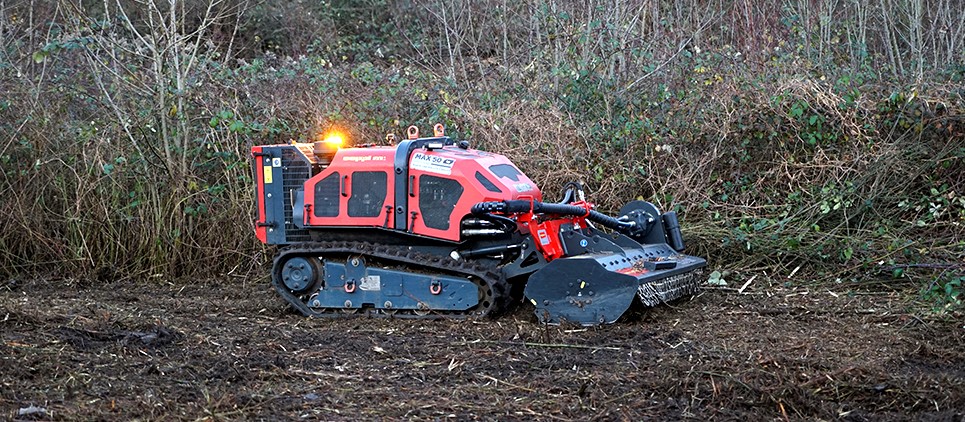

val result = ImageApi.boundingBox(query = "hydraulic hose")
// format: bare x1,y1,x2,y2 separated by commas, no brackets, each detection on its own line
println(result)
471,200,637,233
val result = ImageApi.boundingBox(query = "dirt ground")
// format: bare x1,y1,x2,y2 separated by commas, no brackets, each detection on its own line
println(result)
1,276,963,421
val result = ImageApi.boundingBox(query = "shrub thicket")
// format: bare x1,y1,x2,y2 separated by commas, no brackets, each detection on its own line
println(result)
0,1,962,308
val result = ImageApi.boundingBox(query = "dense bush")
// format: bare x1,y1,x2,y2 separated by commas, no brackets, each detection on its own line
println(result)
0,1,962,308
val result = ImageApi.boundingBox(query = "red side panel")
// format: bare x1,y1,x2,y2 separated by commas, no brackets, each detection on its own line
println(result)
407,148,542,241
303,147,397,228
252,146,268,244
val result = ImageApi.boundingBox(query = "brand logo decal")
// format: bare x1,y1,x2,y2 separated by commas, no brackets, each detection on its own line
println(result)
411,152,455,175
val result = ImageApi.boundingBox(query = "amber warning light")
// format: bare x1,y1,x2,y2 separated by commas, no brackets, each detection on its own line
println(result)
312,130,347,165
320,131,346,148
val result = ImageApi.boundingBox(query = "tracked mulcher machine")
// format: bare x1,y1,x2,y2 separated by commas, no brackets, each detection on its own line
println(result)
252,125,705,325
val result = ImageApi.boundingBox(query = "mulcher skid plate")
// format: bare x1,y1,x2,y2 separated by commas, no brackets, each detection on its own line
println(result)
524,242,706,325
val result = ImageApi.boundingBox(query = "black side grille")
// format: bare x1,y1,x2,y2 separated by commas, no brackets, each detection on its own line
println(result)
419,175,464,230
475,171,502,193
348,171,387,217
314,172,340,217
281,148,312,242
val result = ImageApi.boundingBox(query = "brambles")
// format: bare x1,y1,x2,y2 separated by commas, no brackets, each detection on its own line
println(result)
924,275,963,313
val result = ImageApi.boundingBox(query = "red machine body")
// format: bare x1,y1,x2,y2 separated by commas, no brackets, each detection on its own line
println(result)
251,126,706,326
300,145,541,241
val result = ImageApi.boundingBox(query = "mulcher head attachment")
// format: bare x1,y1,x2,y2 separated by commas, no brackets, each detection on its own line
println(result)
524,243,706,326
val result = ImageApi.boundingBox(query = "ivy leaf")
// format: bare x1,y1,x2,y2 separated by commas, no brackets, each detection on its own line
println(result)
32,50,49,63
707,271,727,286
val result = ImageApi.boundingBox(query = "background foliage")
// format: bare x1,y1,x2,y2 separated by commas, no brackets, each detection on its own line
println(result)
1,0,962,310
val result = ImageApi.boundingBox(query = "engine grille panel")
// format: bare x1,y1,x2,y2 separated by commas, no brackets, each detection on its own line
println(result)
281,147,312,242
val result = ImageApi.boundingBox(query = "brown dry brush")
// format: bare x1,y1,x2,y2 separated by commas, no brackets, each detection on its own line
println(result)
0,0,963,292
467,95,951,286
0,0,263,279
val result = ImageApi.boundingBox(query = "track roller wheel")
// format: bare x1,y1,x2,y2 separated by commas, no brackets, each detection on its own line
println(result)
413,303,432,316
339,299,359,314
380,301,398,316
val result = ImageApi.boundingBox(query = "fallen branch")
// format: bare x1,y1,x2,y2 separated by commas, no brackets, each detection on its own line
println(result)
738,275,758,294
477,373,537,393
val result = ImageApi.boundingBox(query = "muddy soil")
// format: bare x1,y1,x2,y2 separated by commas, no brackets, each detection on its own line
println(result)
1,277,963,421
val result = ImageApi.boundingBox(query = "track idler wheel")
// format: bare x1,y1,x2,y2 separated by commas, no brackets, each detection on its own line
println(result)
280,257,322,294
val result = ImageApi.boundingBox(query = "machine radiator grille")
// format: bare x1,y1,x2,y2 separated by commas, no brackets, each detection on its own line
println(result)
281,148,312,242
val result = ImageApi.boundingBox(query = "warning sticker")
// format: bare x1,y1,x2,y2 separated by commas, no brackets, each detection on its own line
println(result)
514,182,534,193
537,229,551,246
263,165,273,184
410,152,455,175
359,275,381,291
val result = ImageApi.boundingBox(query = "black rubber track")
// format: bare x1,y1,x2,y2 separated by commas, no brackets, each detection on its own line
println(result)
271,241,512,320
